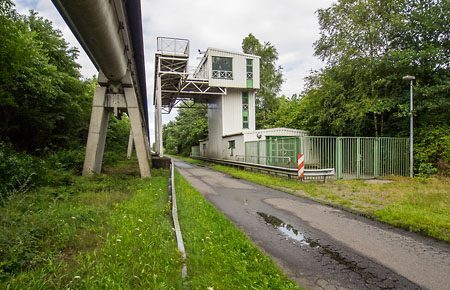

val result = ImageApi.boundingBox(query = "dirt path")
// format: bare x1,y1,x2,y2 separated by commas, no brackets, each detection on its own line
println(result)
174,160,450,290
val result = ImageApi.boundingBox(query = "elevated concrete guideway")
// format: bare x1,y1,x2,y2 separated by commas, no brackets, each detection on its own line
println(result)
52,0,151,177
153,37,227,155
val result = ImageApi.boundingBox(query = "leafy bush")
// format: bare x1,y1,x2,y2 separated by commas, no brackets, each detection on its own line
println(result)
0,143,46,201
46,149,85,173
415,126,450,176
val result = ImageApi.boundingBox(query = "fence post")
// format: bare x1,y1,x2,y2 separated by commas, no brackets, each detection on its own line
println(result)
336,137,342,179
374,138,380,178
257,140,260,165
356,137,361,179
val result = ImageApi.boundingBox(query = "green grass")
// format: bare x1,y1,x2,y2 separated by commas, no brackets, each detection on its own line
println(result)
170,155,207,166
175,171,300,289
179,158,449,243
1,156,301,289
1,159,182,289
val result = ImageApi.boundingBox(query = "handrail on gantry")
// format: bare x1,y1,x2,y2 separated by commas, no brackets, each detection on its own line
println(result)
157,37,190,56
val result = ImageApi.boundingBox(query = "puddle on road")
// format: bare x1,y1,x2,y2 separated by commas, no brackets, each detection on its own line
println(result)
257,212,314,246
257,212,376,283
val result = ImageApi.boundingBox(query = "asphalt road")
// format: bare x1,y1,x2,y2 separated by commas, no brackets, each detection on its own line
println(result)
174,160,450,290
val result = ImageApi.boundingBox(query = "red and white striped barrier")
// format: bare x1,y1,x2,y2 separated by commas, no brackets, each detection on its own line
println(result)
297,153,305,180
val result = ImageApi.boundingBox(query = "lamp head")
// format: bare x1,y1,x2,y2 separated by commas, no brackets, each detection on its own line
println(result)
402,75,416,81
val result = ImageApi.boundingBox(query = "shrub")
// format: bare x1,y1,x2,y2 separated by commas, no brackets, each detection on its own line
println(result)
415,126,450,176
0,143,46,201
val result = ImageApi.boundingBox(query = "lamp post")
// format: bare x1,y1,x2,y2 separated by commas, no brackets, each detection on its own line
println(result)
403,75,415,178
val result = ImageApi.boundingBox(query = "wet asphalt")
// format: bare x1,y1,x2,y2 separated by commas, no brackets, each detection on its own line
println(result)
174,160,450,290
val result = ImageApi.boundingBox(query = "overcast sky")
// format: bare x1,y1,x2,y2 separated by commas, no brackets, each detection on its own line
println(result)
15,0,334,141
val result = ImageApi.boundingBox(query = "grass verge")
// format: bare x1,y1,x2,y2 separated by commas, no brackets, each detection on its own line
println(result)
1,159,182,289
2,156,301,289
175,171,300,289
176,156,450,243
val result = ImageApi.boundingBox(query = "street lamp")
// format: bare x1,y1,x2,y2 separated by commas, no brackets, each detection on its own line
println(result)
403,75,415,178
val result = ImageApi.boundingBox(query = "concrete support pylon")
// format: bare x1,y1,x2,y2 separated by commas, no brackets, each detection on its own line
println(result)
124,87,151,177
83,71,151,177
126,128,133,159
154,75,163,155
83,86,110,175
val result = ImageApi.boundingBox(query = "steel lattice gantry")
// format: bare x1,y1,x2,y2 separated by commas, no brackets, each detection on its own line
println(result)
153,37,226,155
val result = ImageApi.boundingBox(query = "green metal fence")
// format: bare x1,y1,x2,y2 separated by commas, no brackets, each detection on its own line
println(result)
244,136,410,179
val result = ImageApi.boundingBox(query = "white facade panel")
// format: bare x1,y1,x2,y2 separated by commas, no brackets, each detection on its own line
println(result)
221,90,242,136
221,135,244,160
207,48,260,89
207,96,223,158
221,89,256,136
249,91,256,131
252,58,260,89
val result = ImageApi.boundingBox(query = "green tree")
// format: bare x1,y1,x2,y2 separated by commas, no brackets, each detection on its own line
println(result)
292,0,450,173
0,4,94,152
242,33,283,129
162,104,208,156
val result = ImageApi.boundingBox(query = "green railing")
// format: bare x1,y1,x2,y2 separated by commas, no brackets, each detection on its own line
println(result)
245,136,409,179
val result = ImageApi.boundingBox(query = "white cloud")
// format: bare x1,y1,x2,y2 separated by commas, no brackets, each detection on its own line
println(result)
15,0,334,143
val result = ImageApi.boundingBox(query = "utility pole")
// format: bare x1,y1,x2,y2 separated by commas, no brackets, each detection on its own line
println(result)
402,75,415,178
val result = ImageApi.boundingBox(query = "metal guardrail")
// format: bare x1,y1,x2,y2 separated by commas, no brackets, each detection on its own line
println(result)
169,161,187,278
190,156,335,182
157,37,190,56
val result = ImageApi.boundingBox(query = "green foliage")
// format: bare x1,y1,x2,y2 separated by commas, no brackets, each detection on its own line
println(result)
0,142,88,201
163,104,208,156
415,126,450,176
102,114,132,164
0,4,94,152
267,0,449,174
242,33,284,129
0,161,182,288
0,142,46,201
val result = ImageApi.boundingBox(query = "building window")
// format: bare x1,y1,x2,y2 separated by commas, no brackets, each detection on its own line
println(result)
228,140,235,156
246,59,253,88
242,92,249,129
246,59,253,79
212,56,233,79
